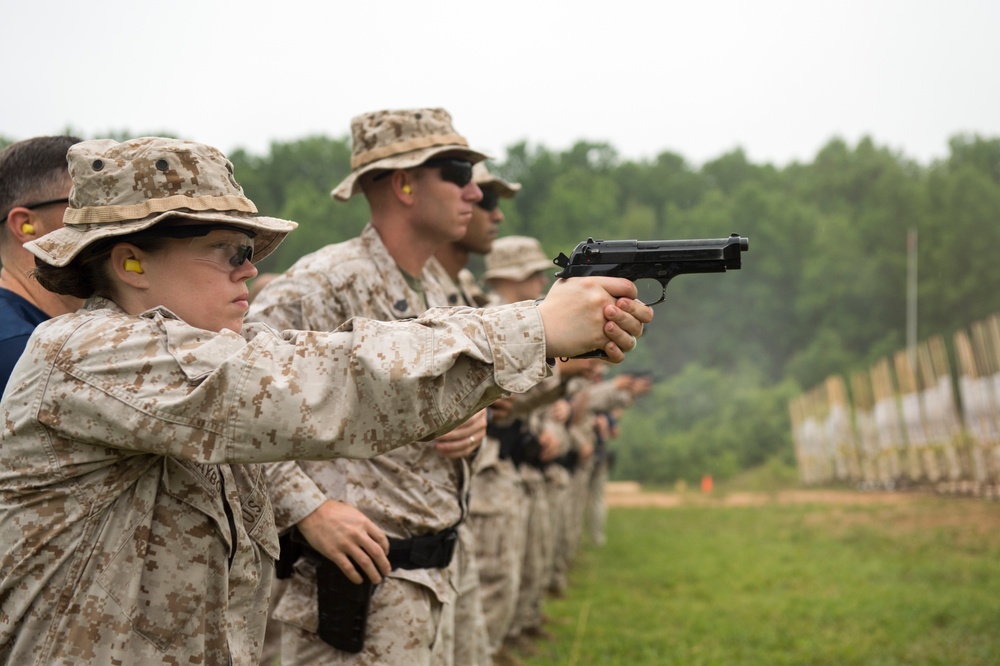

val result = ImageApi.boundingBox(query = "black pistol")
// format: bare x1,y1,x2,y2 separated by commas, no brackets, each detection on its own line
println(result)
552,233,748,356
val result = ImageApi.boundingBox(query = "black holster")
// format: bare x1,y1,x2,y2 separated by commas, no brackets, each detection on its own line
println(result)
274,525,459,654
315,557,373,654
489,419,543,469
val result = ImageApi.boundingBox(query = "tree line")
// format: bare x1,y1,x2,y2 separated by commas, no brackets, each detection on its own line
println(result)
5,130,999,484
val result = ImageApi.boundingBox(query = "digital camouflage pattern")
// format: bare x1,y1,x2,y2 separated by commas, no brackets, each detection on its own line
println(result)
472,161,521,198
26,137,295,268
552,377,634,599
481,235,556,283
482,290,567,652
248,223,531,664
425,258,490,308
331,108,487,201
279,576,450,666
0,294,549,665
429,259,511,664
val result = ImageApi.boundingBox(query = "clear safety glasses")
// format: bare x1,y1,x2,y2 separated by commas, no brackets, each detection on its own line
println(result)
137,224,255,269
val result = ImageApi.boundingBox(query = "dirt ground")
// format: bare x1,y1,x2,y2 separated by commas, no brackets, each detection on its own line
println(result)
604,481,935,508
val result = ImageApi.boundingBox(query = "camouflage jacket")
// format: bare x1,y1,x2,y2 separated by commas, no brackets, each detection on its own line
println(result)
248,223,497,613
425,258,490,308
565,377,633,449
0,295,548,665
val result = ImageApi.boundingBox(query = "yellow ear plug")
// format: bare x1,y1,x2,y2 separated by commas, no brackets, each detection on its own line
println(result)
21,223,34,235
124,259,144,274
402,184,412,194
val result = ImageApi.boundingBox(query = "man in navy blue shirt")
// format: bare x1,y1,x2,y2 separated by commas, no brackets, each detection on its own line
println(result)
0,136,82,395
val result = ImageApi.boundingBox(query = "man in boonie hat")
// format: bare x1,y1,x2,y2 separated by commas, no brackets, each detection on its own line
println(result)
424,162,529,663
331,107,488,201
481,234,571,661
430,161,521,307
249,108,497,664
482,235,554,285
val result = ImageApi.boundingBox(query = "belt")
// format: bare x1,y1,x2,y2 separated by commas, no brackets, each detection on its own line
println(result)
276,524,459,580
387,526,458,570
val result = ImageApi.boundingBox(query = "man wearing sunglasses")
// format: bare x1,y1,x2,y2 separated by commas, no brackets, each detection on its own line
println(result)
0,135,83,394
429,161,517,309
426,163,533,665
248,108,494,665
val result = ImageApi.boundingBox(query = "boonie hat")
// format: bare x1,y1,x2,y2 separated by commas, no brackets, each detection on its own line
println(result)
26,137,297,267
482,236,554,282
331,108,488,201
473,162,521,198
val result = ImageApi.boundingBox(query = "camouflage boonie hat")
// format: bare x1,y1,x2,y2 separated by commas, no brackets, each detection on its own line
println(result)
25,137,297,267
473,162,521,198
482,236,554,282
331,108,489,201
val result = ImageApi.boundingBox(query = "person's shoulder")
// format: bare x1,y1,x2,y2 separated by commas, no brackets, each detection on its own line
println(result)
49,307,249,382
247,236,381,328
0,289,48,342
270,237,377,289
2,307,137,383
38,306,153,348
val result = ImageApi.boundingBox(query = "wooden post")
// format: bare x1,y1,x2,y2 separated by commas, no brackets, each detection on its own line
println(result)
851,371,879,489
870,358,905,488
894,350,928,483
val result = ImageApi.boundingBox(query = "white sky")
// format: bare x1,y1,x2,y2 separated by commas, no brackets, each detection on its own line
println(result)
3,0,998,167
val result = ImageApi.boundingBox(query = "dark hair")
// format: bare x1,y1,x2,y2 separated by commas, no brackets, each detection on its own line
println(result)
32,234,170,300
0,136,82,223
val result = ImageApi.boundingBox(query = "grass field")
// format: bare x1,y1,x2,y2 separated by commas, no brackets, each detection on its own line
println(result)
522,491,1000,666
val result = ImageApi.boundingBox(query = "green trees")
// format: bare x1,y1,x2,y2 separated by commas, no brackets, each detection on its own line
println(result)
228,136,372,272
212,131,1000,485
5,128,997,485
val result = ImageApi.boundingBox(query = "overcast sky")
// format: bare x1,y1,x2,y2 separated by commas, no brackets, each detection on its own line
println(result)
3,0,998,167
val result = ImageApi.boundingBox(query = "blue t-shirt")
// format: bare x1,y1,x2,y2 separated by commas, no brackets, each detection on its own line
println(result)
0,289,49,396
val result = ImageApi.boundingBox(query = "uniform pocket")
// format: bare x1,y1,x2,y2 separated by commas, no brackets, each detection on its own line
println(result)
97,460,229,650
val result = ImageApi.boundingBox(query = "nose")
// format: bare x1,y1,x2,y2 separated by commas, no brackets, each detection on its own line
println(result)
464,182,483,202
233,258,258,282
491,207,505,223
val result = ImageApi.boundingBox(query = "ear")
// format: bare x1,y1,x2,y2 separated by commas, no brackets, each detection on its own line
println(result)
392,170,415,204
5,208,35,244
110,243,151,290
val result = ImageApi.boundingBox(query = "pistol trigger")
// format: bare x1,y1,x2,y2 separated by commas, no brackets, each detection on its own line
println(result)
652,283,668,306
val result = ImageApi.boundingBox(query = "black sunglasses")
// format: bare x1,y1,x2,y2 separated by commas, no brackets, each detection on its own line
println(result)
0,197,70,223
421,158,474,188
24,197,70,210
372,158,474,188
475,188,500,212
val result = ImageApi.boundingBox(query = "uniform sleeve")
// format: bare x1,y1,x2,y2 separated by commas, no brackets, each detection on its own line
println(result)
507,374,566,419
586,380,634,412
264,461,327,532
26,302,548,465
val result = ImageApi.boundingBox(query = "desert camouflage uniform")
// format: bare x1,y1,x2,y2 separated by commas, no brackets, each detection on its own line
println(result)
426,259,493,666
581,380,632,548
478,301,567,653
554,377,633,593
0,294,549,666
428,259,522,661
503,382,569,646
248,225,488,665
